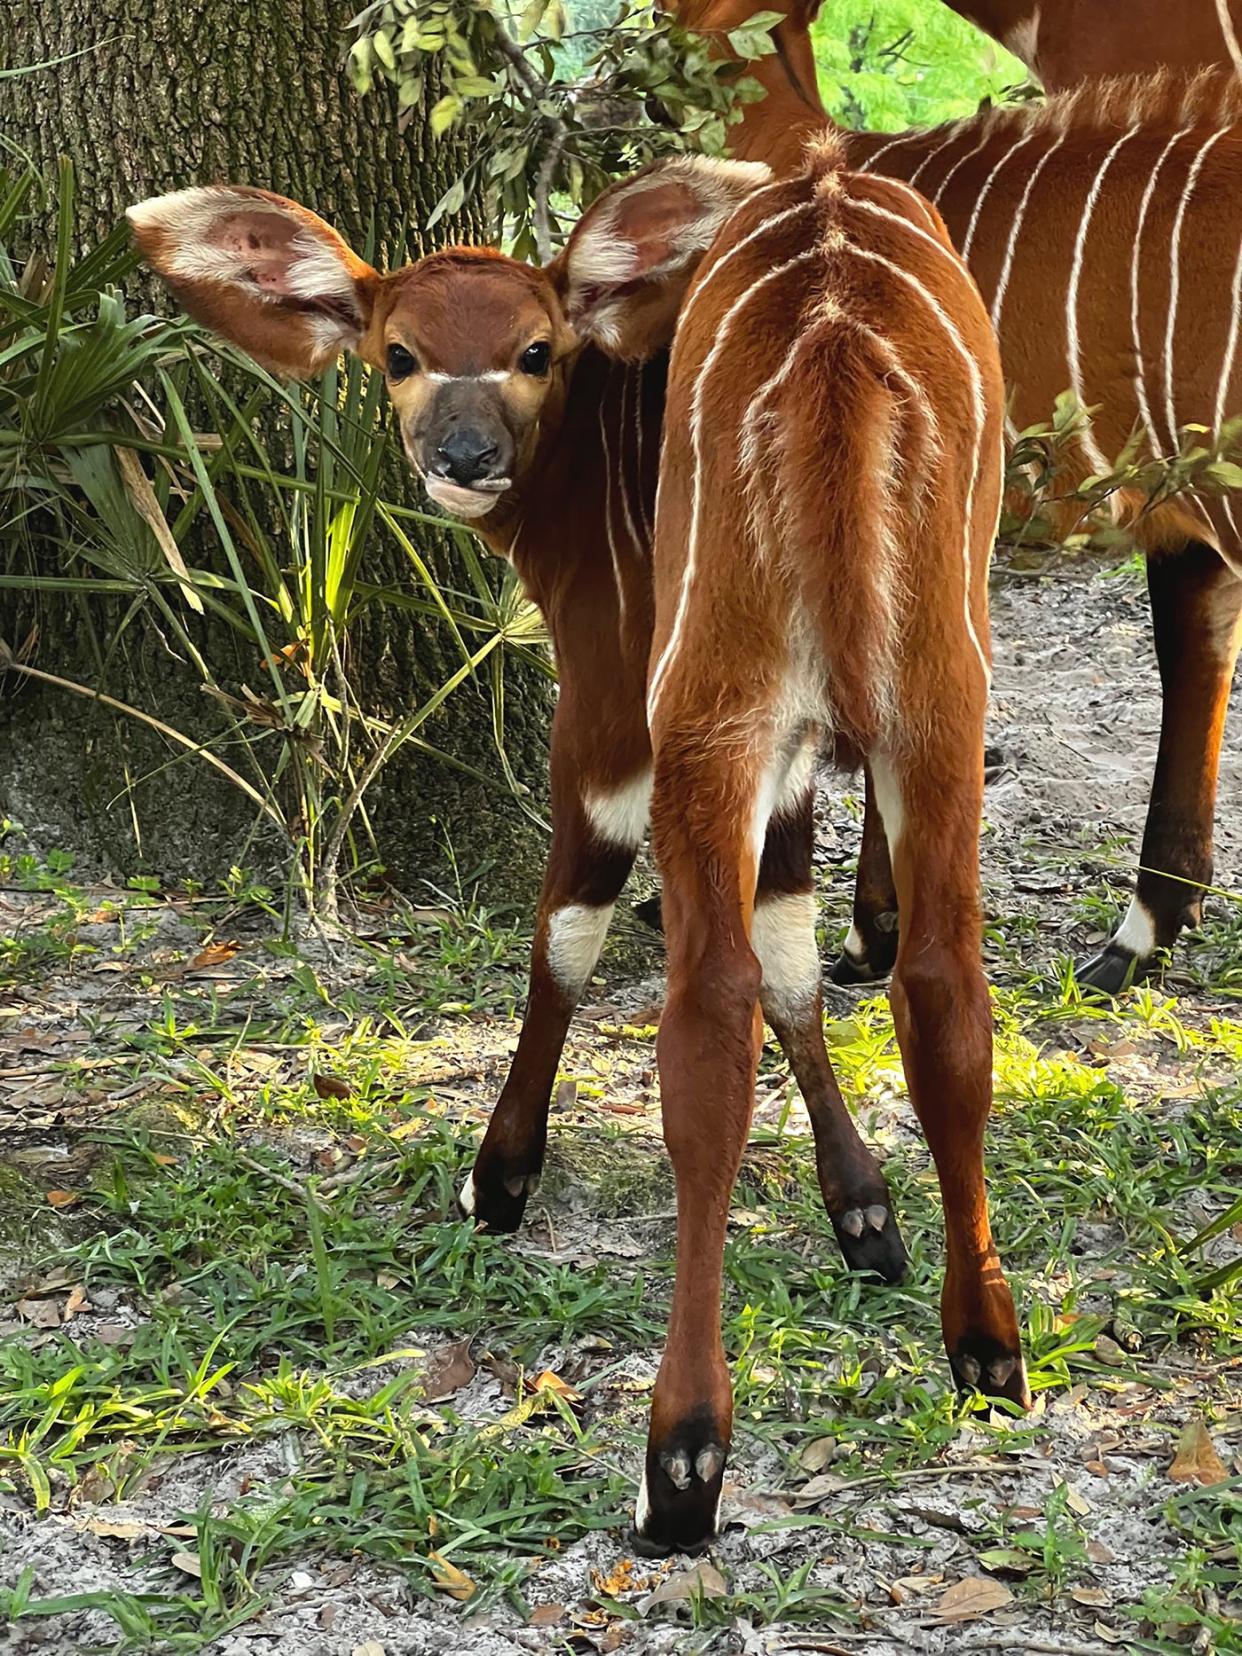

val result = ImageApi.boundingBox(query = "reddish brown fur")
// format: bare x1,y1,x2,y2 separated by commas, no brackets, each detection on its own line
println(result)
666,1,1242,990
940,0,1242,87
590,141,1026,1552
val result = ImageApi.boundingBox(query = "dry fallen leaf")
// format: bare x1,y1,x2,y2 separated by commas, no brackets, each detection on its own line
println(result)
977,1547,1035,1578
62,1284,90,1320
79,1517,147,1540
591,1558,639,1597
794,1470,845,1505
797,1436,838,1473
1169,1418,1228,1486
45,1189,80,1209
1071,1587,1111,1608
312,1073,351,1100
640,1560,728,1612
429,1551,476,1601
186,941,239,971
170,1549,202,1578
931,1576,1014,1624
351,1643,386,1656
528,1368,580,1402
419,1339,477,1403
15,1299,61,1328
529,1604,567,1627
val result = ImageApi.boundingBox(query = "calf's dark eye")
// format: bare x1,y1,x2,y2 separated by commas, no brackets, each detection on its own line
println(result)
520,341,551,376
387,343,417,380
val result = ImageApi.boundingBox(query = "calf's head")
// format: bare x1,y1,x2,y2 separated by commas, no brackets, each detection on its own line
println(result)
128,159,769,526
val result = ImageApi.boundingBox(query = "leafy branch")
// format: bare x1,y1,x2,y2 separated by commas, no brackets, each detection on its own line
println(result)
1001,391,1242,560
347,0,783,259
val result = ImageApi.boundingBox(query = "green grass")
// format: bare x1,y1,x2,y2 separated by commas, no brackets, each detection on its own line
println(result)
1,852,1241,1651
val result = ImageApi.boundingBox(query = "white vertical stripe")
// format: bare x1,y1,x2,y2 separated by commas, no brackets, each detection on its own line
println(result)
991,134,1066,332
632,363,652,547
858,129,930,176
616,365,643,560
648,249,819,727
1164,130,1230,451
847,196,994,691
908,124,970,190
1214,236,1242,549
1131,127,1191,460
1217,0,1242,76
1067,126,1141,475
962,132,1036,261
598,373,627,626
931,131,995,209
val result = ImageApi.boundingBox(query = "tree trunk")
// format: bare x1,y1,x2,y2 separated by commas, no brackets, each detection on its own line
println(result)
0,1,552,898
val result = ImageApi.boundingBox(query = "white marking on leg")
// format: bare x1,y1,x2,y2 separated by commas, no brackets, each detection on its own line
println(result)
1217,0,1242,76
1131,128,1192,459
1067,126,1141,474
1113,895,1157,958
585,768,652,850
753,890,821,1021
1164,130,1229,451
634,1468,651,1536
991,134,1066,331
869,755,906,859
648,244,819,726
842,921,867,962
546,903,615,998
458,1171,476,1215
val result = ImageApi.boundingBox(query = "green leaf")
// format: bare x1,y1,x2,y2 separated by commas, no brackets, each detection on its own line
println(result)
430,93,461,135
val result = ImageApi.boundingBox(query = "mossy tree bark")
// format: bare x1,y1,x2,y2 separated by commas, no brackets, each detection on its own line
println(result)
0,2,551,898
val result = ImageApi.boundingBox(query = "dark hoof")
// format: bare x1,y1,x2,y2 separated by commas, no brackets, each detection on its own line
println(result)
1076,944,1142,996
457,1164,540,1234
632,895,664,934
950,1333,1032,1411
632,1413,727,1557
831,1203,909,1284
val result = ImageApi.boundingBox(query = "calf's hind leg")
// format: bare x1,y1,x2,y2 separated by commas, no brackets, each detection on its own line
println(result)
873,752,1030,1409
829,764,900,986
755,793,908,1282
633,732,771,1558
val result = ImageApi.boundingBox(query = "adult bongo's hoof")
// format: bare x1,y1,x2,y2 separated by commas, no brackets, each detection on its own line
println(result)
457,1161,540,1233
831,1202,909,1284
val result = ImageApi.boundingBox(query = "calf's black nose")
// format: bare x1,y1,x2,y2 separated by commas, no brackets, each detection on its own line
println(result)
436,429,500,486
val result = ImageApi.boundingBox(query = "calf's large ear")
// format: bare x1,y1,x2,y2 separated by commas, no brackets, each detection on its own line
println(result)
127,186,381,377
550,155,770,361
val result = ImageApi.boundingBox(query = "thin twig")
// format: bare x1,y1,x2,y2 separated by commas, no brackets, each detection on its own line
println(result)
236,1150,328,1208
533,127,567,264
961,1640,1122,1656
